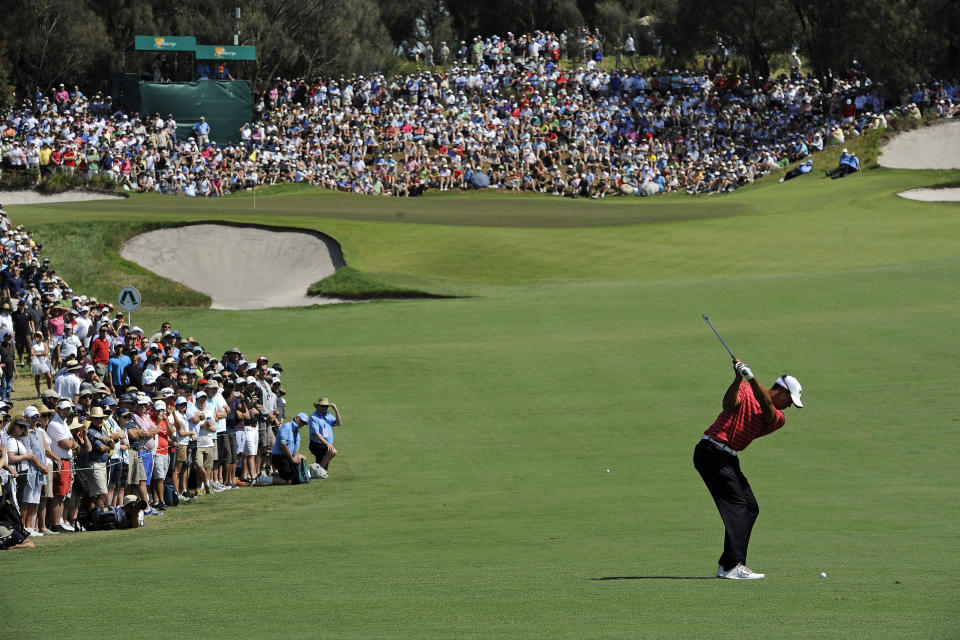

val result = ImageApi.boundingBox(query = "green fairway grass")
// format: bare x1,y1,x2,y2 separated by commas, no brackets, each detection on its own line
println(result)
3,154,958,638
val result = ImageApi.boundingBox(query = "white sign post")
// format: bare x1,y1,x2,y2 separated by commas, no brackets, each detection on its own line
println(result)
118,286,142,325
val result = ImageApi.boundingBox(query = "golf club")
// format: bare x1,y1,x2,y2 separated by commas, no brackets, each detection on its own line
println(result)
702,314,736,360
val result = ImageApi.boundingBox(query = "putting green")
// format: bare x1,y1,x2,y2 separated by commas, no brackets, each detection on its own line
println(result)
3,151,959,638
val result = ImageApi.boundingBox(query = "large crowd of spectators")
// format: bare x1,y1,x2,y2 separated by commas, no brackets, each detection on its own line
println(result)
1,30,958,201
0,204,343,548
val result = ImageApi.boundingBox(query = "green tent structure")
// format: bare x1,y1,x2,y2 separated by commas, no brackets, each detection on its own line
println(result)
113,36,255,145
138,79,252,145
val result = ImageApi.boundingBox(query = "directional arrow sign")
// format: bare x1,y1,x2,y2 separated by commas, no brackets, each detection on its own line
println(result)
118,286,142,312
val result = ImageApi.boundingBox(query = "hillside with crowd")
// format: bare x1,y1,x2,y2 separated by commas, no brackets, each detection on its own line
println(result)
0,205,343,549
2,28,956,202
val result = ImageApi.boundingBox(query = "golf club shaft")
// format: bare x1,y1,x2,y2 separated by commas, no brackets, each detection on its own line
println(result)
702,314,736,360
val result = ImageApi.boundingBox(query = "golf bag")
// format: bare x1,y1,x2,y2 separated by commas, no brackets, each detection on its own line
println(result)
0,474,25,537
85,500,146,531
85,506,124,531
163,478,179,507
0,474,27,548
292,459,310,485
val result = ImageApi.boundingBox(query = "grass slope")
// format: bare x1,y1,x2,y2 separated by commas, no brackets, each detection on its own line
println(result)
3,154,958,638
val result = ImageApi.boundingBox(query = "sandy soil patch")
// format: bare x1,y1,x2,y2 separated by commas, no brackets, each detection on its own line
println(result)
878,120,960,169
121,223,347,310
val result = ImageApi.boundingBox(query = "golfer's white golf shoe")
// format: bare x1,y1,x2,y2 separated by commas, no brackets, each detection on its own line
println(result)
721,564,764,580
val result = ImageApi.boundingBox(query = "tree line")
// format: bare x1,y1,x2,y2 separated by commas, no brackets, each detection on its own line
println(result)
1,0,957,107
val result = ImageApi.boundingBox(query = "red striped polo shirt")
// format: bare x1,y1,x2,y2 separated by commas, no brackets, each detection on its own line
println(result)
704,380,785,451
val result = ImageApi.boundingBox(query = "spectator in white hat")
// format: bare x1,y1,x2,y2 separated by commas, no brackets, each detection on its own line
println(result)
46,400,79,533
73,306,92,347
53,358,82,404
203,379,232,490
170,396,195,500
187,392,216,495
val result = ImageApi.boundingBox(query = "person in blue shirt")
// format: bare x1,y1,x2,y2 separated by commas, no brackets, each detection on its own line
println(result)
192,116,211,146
107,344,130,392
266,412,307,485
779,159,813,182
308,398,342,476
827,152,860,179
826,148,850,177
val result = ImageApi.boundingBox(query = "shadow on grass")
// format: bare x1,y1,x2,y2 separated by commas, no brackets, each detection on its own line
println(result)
591,576,715,581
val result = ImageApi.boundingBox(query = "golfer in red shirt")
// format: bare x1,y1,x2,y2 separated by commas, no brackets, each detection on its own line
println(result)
694,359,803,579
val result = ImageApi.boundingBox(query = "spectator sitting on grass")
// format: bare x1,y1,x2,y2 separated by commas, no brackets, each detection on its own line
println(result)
826,151,861,179
778,159,814,183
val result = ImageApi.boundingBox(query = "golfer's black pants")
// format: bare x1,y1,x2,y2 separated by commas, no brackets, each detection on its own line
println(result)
693,439,759,570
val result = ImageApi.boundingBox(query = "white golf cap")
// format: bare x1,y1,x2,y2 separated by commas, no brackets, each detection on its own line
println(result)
773,375,803,408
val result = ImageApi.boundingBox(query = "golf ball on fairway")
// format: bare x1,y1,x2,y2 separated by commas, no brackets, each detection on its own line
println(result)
606,469,611,473
819,572,827,578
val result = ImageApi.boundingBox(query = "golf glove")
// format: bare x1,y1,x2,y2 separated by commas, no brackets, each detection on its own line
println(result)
736,363,754,381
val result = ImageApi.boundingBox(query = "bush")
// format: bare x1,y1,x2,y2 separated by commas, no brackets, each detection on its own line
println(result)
0,167,40,189
36,171,84,194
87,173,120,193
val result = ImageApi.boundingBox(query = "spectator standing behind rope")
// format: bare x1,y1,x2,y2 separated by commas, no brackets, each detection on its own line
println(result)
46,399,78,533
20,407,50,536
124,399,157,514
187,392,216,495
170,396,195,500
84,407,112,508
148,400,171,510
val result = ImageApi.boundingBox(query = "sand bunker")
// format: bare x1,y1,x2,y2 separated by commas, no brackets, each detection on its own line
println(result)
898,187,960,202
121,223,346,310
879,120,960,202
0,190,125,206
879,120,960,170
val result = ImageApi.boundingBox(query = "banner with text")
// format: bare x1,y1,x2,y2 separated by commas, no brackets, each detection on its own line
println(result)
195,45,257,61
135,36,197,52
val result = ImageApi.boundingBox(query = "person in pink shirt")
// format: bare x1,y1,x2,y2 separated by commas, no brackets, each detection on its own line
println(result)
47,307,65,371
